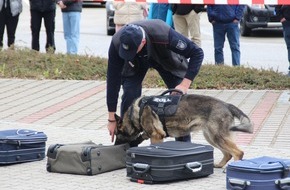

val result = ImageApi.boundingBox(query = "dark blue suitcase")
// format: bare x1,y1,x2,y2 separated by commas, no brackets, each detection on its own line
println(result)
0,129,47,164
126,141,214,184
226,156,290,190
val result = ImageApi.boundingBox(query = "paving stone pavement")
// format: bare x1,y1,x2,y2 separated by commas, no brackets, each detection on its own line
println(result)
0,79,289,190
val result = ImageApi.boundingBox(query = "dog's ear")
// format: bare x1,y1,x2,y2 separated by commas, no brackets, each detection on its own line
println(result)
140,105,166,140
114,114,122,125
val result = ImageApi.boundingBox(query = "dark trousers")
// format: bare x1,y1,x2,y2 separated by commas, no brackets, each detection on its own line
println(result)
30,10,56,52
282,20,290,71
0,7,19,48
121,59,191,142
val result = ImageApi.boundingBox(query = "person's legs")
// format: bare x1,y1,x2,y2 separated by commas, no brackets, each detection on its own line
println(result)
43,10,56,52
67,12,81,54
213,23,226,65
6,13,19,47
226,22,241,66
153,63,191,142
186,10,201,47
62,12,72,54
282,20,290,76
173,14,188,37
0,9,5,48
30,10,42,51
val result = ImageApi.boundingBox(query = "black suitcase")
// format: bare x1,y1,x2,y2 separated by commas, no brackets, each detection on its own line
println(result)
0,129,47,164
226,156,290,190
126,141,214,184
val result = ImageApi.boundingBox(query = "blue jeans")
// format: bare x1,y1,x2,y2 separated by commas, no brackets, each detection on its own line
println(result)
282,20,290,71
121,59,191,142
212,22,241,66
62,12,81,54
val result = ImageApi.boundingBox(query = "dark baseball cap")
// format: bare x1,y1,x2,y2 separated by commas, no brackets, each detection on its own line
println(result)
119,24,144,61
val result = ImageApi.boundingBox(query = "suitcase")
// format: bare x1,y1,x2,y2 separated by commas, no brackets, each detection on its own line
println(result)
0,129,47,164
226,156,290,190
126,141,214,184
46,141,130,175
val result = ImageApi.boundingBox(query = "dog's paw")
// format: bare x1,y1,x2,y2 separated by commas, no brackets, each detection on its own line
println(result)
214,163,224,168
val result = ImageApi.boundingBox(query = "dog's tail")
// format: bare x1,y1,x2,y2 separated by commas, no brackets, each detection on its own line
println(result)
228,104,253,133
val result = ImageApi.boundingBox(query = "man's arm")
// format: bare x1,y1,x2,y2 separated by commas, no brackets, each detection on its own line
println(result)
235,5,245,21
168,28,204,93
106,41,123,142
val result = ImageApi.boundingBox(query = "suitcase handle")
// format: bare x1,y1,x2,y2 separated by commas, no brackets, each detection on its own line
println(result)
228,178,251,190
275,177,290,190
16,129,39,136
185,162,202,173
132,163,150,174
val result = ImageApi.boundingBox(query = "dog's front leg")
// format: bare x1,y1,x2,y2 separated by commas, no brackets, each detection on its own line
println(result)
150,137,164,144
141,105,166,144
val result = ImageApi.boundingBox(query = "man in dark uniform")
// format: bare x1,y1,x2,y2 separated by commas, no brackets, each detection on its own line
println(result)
106,19,204,143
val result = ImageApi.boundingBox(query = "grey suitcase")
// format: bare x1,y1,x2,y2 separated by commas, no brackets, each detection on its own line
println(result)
46,141,129,175
226,156,290,190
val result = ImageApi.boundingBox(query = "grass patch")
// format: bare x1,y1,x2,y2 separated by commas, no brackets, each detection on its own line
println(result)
0,48,289,90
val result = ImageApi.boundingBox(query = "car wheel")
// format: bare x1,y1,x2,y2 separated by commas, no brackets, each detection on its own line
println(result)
240,11,251,36
107,29,115,36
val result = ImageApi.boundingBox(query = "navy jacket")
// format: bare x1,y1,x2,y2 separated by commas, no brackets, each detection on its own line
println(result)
207,5,245,23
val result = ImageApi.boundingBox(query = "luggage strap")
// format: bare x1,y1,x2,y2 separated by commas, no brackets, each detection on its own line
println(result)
277,161,290,178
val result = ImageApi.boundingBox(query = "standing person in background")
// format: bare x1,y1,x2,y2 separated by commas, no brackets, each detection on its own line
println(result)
275,5,290,77
29,0,56,53
113,2,148,32
148,3,173,28
56,0,82,55
207,5,245,66
0,0,22,49
172,4,204,47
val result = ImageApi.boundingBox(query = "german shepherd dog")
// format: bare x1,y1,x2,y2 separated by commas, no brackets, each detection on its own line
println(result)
114,92,253,168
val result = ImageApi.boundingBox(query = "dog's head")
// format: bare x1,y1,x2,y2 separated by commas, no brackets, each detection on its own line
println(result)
114,99,143,146
114,96,165,146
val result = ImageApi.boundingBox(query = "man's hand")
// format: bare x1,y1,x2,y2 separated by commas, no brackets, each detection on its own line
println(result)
107,112,116,142
174,78,192,94
281,18,286,23
107,121,116,142
57,1,66,9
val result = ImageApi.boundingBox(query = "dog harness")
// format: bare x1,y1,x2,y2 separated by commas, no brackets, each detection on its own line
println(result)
138,91,183,137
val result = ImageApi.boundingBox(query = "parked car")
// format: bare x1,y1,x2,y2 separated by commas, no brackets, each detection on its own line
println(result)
106,1,115,36
240,5,282,36
83,0,105,6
